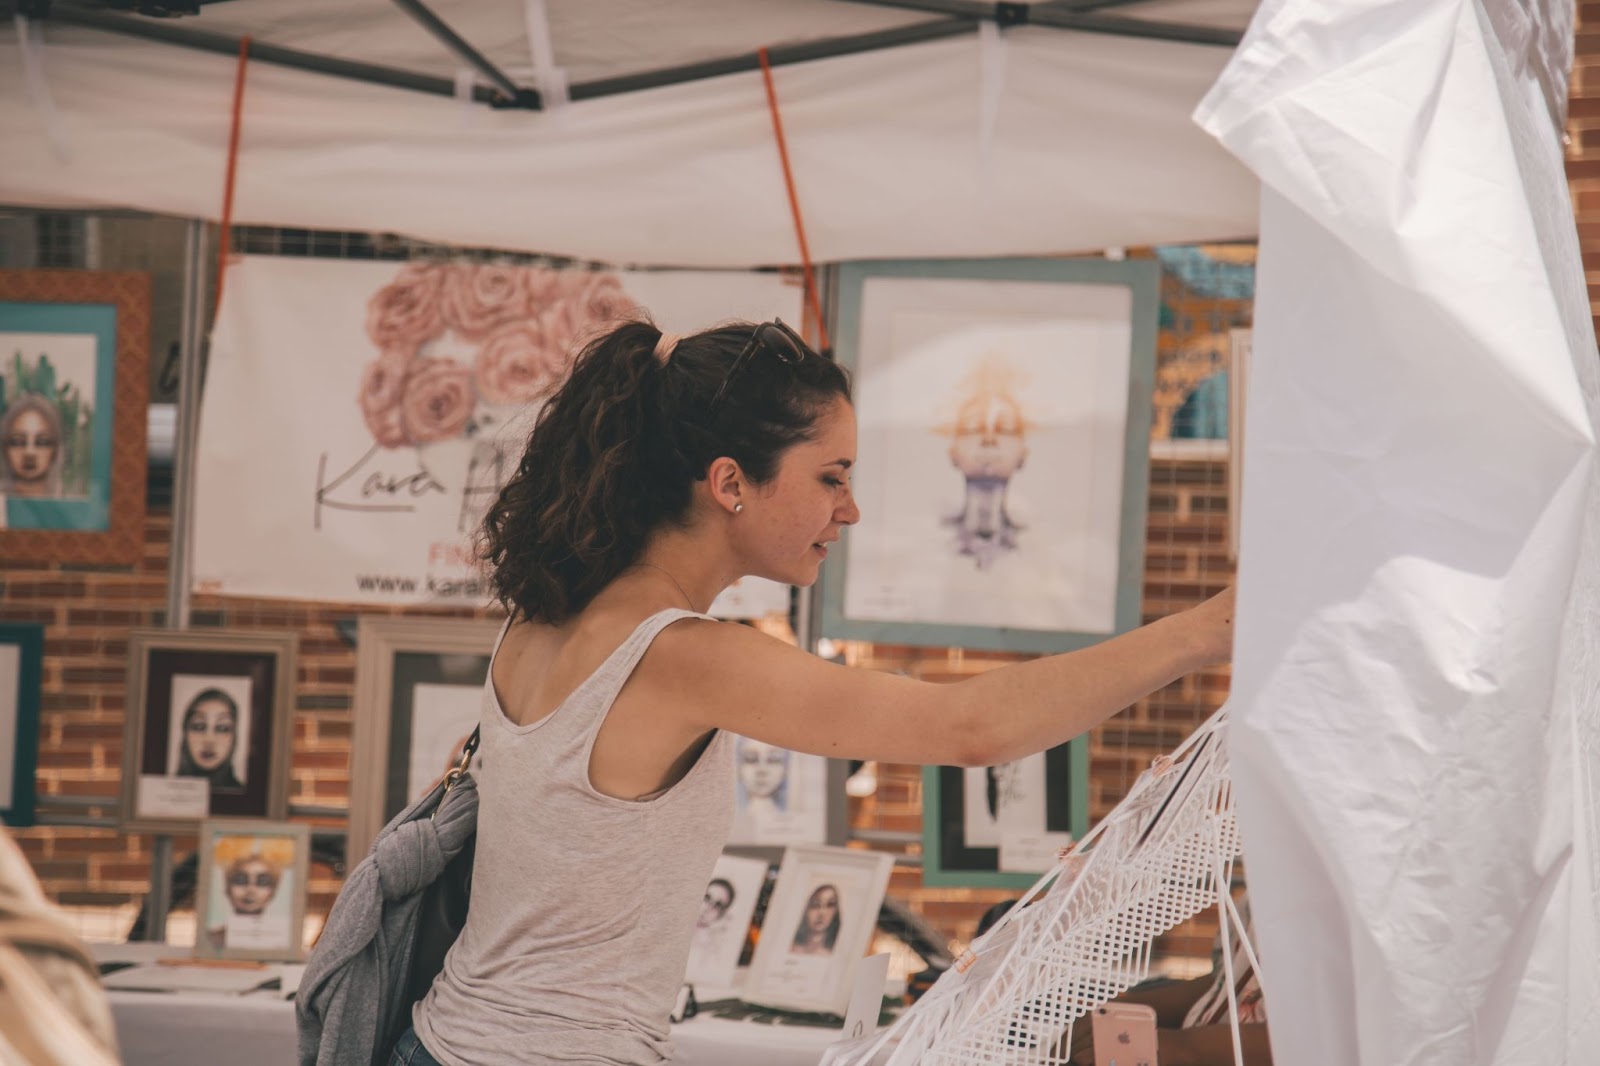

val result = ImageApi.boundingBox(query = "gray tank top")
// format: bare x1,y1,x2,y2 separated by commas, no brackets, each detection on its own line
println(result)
413,608,734,1065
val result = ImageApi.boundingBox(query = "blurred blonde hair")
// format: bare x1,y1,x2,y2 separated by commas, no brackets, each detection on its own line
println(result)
213,835,296,874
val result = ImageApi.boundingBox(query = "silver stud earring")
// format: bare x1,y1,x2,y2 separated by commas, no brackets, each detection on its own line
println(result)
734,503,744,514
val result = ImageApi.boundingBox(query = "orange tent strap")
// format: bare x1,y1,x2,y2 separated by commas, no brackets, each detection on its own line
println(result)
757,47,830,353
214,35,252,318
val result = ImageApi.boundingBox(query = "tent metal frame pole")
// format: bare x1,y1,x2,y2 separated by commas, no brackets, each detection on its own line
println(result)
568,19,976,100
834,0,1242,47
44,2,1235,116
43,6,523,109
388,0,540,108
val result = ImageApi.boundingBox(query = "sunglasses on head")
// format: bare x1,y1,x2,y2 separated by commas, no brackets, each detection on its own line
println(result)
708,319,811,415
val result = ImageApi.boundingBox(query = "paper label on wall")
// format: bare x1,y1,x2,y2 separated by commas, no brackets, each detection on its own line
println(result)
137,775,208,820
998,829,1076,874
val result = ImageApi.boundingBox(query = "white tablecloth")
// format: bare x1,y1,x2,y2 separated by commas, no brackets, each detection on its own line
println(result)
94,944,842,1066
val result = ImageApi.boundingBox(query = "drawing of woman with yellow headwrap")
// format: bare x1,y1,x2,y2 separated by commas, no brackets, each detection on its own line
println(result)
205,835,298,952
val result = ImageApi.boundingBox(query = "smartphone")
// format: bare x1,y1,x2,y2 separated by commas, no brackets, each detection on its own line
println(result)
1091,1002,1159,1066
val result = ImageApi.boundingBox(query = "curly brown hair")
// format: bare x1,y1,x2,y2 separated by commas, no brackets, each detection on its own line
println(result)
481,318,851,623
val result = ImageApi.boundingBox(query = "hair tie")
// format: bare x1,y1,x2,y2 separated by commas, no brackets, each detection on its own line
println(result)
653,331,681,365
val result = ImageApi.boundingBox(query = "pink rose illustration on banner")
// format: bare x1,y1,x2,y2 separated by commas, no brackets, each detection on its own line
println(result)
474,320,565,406
400,357,476,443
366,263,446,354
440,263,535,342
358,350,411,448
356,261,638,452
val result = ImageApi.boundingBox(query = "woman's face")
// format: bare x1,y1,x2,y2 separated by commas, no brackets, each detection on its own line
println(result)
185,698,237,772
949,395,1027,480
225,857,279,916
739,397,860,588
4,408,58,491
698,882,733,929
738,740,788,800
805,886,839,935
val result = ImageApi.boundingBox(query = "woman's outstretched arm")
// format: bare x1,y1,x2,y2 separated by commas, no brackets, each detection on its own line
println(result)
655,587,1234,768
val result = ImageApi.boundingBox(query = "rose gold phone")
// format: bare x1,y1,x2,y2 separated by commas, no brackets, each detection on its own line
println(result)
1091,1002,1158,1066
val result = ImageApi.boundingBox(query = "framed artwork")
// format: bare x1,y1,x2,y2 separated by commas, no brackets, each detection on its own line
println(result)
0,623,43,827
193,818,311,962
119,630,297,833
347,616,503,867
728,735,832,847
922,740,1089,889
822,258,1158,654
744,845,895,1015
685,852,769,990
1228,328,1253,561
0,269,149,564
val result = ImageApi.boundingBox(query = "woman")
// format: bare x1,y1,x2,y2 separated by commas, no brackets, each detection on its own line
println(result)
790,884,842,956
175,688,244,791
399,319,1235,1066
0,394,64,499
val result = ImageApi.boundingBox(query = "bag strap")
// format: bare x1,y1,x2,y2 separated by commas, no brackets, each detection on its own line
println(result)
441,726,481,798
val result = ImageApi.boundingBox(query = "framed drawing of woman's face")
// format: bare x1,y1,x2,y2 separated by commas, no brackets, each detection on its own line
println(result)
744,845,895,1015
0,269,149,565
193,818,311,962
820,257,1158,654
347,616,504,867
118,630,297,833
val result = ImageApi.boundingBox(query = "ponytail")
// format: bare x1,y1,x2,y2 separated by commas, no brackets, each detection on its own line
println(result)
481,317,850,623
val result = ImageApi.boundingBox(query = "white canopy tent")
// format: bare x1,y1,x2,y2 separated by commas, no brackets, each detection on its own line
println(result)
3,2,1598,1064
0,0,1259,266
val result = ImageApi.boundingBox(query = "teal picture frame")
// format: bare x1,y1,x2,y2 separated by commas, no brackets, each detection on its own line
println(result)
920,740,1090,890
0,622,44,828
820,257,1158,655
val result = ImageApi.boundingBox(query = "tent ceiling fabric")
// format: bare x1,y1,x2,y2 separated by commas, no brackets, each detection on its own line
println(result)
0,3,1260,266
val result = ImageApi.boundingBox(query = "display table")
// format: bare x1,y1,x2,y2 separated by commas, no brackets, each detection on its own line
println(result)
93,944,846,1066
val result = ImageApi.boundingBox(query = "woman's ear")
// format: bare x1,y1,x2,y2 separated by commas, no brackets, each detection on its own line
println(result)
706,456,746,515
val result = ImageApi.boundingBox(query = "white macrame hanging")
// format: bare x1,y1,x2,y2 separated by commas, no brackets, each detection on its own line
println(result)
827,709,1258,1066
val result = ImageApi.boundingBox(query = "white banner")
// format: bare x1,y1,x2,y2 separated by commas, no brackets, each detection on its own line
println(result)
194,256,802,606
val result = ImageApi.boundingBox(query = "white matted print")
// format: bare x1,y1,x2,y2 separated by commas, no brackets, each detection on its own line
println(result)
194,818,310,962
842,276,1132,635
961,754,1047,850
685,853,769,990
407,682,482,799
728,735,828,846
745,845,895,1014
165,674,253,791
709,576,791,620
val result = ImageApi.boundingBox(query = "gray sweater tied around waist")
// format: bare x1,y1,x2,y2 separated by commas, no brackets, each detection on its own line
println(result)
296,774,479,1066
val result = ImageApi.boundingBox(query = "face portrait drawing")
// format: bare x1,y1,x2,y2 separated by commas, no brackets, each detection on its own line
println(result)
1,393,64,498
941,359,1029,569
791,883,842,956
736,737,790,813
176,688,245,791
211,836,294,920
697,878,735,931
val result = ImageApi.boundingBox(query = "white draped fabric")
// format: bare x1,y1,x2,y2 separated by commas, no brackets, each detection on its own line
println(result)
1200,2,1600,1063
